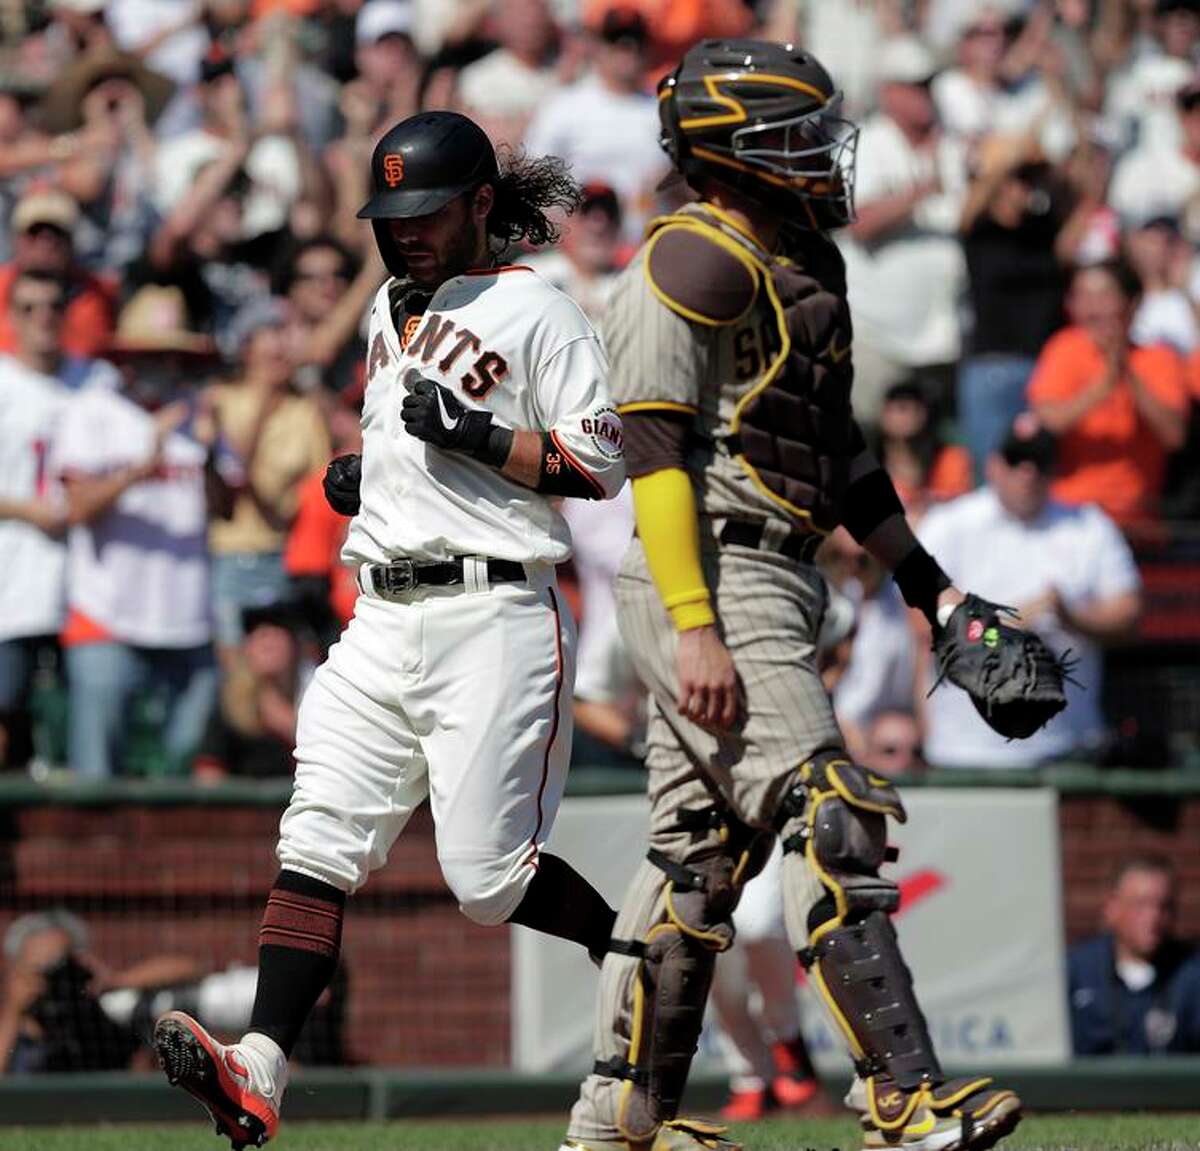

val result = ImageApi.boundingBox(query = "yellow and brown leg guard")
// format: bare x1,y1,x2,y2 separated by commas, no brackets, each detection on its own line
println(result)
595,808,772,1145
777,754,940,1095
777,753,1021,1146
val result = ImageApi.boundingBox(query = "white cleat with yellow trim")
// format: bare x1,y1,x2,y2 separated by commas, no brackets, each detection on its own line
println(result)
559,1117,742,1150
850,1075,1022,1151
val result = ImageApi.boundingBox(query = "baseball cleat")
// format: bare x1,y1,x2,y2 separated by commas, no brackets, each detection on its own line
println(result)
154,1012,281,1149
559,1117,743,1150
855,1077,1022,1151
719,1084,772,1121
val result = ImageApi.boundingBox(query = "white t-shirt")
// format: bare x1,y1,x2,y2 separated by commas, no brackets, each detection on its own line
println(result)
932,70,1076,160
839,114,968,365
107,0,209,86
0,357,69,642
458,49,559,118
800,0,886,117
562,486,636,706
53,386,213,649
1109,145,1200,231
1104,52,1195,154
523,74,667,242
918,488,1141,769
154,130,301,239
1132,289,1199,355
344,268,625,568
833,580,915,728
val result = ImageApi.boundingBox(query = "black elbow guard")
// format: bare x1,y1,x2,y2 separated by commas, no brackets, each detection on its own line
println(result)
840,468,905,544
536,432,605,498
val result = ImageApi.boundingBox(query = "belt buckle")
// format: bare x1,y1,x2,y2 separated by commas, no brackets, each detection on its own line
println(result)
376,559,417,596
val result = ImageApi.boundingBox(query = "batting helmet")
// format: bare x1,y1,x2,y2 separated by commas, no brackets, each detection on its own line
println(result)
358,111,499,276
658,39,859,230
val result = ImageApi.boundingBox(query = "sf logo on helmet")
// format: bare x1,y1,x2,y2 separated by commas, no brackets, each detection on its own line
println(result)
383,153,405,188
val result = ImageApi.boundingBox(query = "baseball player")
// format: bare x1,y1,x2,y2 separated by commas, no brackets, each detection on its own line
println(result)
153,111,626,1148
559,40,1064,1151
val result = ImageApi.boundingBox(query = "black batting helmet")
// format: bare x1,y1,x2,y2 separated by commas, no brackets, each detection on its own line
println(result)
358,111,498,276
658,39,859,230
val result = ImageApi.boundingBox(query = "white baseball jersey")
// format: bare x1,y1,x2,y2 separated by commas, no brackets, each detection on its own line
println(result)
344,265,625,567
0,355,69,642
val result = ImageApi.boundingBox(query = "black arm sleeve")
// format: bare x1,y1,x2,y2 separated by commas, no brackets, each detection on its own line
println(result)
535,432,606,498
624,410,690,478
840,467,905,544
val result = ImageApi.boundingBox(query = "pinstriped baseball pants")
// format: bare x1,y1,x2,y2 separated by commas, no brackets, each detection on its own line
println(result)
568,538,837,1142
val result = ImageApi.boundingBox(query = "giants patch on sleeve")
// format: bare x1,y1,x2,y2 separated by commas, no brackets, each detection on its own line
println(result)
580,404,624,461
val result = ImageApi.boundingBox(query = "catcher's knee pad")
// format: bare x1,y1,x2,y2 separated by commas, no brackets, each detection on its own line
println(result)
601,808,770,1143
774,752,940,1091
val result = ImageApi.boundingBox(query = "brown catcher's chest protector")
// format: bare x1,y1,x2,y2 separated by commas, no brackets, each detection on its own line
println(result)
730,229,856,533
645,208,857,533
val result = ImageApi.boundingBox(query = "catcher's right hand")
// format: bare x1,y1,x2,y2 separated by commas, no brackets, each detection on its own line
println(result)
323,453,361,516
931,593,1071,740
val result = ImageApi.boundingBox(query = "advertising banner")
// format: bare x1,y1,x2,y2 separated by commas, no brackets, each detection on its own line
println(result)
512,789,1069,1073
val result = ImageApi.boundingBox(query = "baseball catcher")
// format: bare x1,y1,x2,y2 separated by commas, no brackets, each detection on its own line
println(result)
559,39,1065,1151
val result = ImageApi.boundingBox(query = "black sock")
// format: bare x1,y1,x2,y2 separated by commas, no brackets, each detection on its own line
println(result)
248,870,346,1057
507,853,617,961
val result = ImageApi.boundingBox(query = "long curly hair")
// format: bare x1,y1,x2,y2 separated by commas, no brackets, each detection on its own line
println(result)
487,146,582,248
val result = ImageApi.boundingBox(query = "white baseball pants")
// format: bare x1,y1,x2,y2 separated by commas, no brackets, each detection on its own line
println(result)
278,561,575,926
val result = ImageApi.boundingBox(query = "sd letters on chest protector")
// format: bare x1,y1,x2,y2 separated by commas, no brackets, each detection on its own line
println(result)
644,207,861,532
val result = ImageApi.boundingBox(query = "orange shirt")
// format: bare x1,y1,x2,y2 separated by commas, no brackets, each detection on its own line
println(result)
1027,327,1189,524
889,445,974,515
0,264,116,358
283,470,357,626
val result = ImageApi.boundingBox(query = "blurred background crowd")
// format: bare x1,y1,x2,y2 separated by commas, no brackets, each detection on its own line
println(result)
1,0,1199,786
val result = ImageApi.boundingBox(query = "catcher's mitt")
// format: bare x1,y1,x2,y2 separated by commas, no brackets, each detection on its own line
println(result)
931,594,1073,740
323,453,361,516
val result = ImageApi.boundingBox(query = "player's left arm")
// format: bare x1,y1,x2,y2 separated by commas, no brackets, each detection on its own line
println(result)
838,423,963,628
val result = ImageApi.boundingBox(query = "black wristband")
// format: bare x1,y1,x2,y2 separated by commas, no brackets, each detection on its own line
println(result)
472,424,513,469
893,543,952,628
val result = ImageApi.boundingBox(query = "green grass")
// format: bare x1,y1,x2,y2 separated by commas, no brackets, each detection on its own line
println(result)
3,1115,1200,1151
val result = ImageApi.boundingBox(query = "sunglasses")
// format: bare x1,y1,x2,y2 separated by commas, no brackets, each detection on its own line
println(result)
13,298,67,316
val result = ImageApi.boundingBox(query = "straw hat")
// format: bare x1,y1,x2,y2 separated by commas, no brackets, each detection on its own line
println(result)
107,285,217,358
38,47,175,135
11,187,80,234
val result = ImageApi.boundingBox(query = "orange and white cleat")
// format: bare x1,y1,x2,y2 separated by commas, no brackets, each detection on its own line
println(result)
719,1085,772,1122
154,1011,286,1149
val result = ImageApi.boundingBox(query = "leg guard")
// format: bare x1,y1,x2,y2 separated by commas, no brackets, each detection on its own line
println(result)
598,808,771,1144
776,753,940,1089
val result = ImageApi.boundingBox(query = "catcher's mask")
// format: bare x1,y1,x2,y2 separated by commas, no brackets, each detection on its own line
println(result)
659,38,859,230
358,111,498,277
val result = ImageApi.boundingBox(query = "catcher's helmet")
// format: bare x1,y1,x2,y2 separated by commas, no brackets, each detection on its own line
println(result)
659,39,859,230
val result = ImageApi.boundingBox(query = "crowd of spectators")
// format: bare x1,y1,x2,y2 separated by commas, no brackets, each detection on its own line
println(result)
0,0,1198,780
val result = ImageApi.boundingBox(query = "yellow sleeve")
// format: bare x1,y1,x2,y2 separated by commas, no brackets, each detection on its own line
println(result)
632,468,715,632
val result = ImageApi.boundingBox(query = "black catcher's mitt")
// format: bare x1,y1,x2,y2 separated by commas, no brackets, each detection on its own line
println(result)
323,453,361,516
932,594,1072,740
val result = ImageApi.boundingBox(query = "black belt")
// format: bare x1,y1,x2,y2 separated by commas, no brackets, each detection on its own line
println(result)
719,519,822,564
366,556,526,596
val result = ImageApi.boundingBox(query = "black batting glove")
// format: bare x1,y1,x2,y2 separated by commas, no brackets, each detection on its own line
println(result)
323,453,362,516
401,378,493,456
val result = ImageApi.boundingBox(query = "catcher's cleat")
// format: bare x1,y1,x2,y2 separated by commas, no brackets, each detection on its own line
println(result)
560,1118,743,1151
853,1076,1022,1151
154,1012,282,1149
